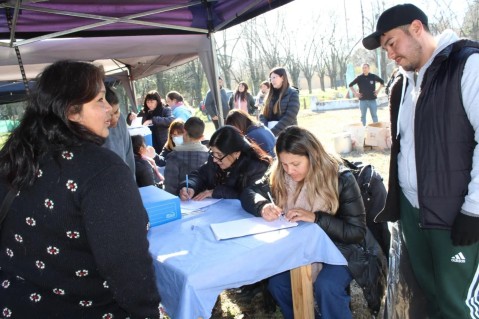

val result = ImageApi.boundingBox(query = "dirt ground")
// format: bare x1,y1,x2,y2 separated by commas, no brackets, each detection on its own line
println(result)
202,106,391,319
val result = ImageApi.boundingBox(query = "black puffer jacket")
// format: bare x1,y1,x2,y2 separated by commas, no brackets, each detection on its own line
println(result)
241,169,387,314
259,86,300,136
178,155,270,199
139,107,174,154
241,169,366,246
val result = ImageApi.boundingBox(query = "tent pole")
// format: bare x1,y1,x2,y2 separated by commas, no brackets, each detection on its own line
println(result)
6,7,30,96
209,33,224,127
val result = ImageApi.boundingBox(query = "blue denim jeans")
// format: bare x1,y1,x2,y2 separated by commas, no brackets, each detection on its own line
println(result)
359,99,378,126
267,264,352,319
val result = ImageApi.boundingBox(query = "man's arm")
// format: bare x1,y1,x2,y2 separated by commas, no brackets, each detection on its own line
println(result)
349,77,361,98
374,75,385,96
453,53,479,245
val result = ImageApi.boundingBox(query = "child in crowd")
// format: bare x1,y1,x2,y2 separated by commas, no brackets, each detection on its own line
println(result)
164,117,209,195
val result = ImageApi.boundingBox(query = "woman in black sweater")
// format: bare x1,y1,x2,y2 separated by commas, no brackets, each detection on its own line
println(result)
0,60,161,318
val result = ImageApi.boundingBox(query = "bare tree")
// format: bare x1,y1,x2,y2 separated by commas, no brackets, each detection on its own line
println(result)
216,29,241,89
315,36,328,92
185,59,205,106
250,13,286,70
238,18,265,94
461,0,479,40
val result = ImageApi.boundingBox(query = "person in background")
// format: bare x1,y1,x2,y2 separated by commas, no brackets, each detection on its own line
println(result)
255,80,270,118
240,126,366,319
204,76,230,129
225,109,276,158
178,125,272,201
228,81,256,115
166,90,192,122
348,63,384,126
152,118,185,167
128,91,174,154
0,60,161,317
363,3,479,318
164,117,209,195
131,134,164,188
103,85,135,176
260,67,300,136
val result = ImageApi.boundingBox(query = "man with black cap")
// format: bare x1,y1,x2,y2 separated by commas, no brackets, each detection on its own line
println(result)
364,3,479,318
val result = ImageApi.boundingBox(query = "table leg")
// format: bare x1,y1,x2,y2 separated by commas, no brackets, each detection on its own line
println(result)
290,264,314,319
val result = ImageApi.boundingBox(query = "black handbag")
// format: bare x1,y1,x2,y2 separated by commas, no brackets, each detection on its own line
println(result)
0,189,17,227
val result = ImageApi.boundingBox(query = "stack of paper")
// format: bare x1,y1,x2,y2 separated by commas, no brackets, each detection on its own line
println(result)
210,217,298,240
180,198,222,216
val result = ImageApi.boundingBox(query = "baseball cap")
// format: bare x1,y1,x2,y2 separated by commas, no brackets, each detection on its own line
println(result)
362,3,428,50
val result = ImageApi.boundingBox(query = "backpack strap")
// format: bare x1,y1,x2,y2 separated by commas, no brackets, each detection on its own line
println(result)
0,188,17,226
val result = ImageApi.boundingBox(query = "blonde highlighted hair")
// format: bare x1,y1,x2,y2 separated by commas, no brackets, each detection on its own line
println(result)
271,126,341,214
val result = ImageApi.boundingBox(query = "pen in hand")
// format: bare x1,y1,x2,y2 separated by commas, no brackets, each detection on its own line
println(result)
267,192,285,220
186,174,190,200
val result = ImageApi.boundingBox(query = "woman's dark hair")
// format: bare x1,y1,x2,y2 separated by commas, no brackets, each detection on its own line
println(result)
105,85,119,105
225,109,257,134
131,135,145,156
142,90,164,113
233,81,249,102
263,67,291,117
0,60,105,190
166,90,184,103
209,125,271,165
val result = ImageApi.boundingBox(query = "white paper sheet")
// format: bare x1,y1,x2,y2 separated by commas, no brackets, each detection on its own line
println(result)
180,198,222,216
130,116,143,127
267,121,278,129
210,217,298,240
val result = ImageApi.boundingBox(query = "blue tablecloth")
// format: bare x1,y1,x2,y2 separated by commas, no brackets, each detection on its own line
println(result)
148,199,347,319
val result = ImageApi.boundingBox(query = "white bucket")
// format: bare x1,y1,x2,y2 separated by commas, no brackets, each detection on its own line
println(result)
334,133,352,154
344,123,365,151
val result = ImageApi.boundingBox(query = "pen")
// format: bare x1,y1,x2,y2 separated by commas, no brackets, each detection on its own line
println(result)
267,192,285,219
266,191,275,204
186,174,190,200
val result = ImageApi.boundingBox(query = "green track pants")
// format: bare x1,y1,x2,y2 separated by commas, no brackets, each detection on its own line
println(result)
400,192,479,318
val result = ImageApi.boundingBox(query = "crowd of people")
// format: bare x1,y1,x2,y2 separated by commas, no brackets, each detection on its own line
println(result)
1,3,478,318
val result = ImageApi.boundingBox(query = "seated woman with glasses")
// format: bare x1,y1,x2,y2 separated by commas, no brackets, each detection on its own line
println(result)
178,125,272,200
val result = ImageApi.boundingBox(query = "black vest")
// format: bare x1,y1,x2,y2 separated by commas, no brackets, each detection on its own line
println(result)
378,40,479,229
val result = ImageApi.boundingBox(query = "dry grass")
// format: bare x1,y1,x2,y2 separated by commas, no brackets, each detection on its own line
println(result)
201,105,392,318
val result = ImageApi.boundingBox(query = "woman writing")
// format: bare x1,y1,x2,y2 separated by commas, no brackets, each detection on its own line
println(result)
0,61,161,318
240,126,366,319
259,67,300,136
178,125,272,200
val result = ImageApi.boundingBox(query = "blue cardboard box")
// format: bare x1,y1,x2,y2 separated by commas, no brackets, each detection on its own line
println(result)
139,186,181,227
128,125,153,147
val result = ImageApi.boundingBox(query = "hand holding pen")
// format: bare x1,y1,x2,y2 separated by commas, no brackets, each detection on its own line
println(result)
179,175,194,201
260,192,284,222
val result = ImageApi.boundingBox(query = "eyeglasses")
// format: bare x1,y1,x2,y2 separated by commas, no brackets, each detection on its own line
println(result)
209,150,229,162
